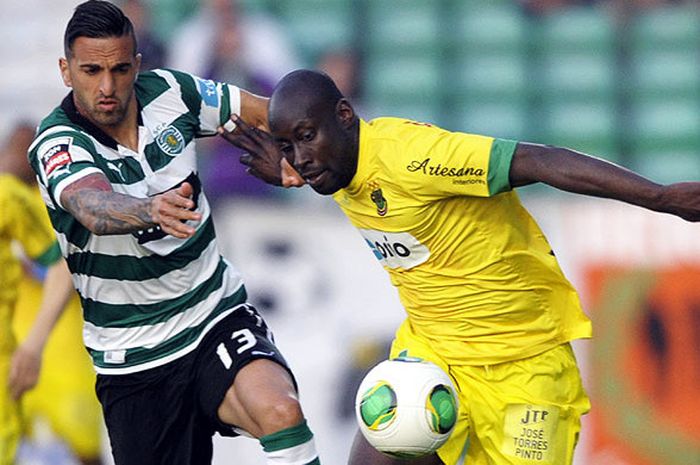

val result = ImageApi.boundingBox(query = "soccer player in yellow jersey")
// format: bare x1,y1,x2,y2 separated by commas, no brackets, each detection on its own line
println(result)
0,172,76,465
223,69,700,465
2,122,104,465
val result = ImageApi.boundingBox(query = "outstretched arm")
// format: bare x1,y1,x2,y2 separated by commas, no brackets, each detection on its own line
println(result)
8,259,74,400
510,142,700,221
60,172,202,237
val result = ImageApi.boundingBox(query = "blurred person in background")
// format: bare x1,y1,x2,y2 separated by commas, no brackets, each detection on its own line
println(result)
26,2,321,464
224,69,700,465
167,0,301,202
120,0,166,70
0,123,80,465
1,121,104,465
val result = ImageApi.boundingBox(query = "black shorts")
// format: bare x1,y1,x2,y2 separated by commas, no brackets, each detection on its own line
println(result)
95,304,295,465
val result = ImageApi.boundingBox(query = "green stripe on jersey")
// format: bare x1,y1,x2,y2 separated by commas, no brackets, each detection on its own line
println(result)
82,258,228,327
218,84,232,127
135,71,171,107
167,68,202,119
88,286,247,369
487,138,517,196
66,217,216,279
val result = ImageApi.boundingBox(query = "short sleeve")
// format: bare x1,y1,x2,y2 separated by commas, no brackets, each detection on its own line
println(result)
163,69,241,136
29,129,103,210
399,121,517,198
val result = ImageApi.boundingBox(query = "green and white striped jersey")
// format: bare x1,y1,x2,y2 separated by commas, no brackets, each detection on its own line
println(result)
28,69,248,374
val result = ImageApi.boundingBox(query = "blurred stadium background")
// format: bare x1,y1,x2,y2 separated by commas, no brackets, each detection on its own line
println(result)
2,0,699,464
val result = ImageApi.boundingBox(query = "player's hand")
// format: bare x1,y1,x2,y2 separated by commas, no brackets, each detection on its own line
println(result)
8,344,42,400
218,114,304,188
150,182,202,238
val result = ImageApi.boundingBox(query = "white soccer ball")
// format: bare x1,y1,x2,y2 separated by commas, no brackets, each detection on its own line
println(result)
355,357,459,458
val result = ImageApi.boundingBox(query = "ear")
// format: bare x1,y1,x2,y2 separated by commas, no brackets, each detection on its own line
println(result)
336,98,355,129
134,53,142,77
59,57,72,88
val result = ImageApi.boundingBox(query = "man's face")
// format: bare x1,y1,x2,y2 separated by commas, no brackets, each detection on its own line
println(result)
60,35,140,128
270,101,357,195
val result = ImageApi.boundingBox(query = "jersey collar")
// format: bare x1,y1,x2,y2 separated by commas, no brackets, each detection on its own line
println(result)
342,119,371,196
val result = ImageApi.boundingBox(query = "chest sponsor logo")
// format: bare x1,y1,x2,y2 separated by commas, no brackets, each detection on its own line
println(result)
156,125,185,155
196,77,219,107
40,137,73,177
368,180,387,216
359,229,430,270
406,157,485,184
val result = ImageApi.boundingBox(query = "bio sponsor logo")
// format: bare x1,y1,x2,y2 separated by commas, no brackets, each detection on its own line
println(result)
359,229,430,270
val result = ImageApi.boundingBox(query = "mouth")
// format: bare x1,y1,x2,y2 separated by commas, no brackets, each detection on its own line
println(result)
97,100,119,112
302,170,328,187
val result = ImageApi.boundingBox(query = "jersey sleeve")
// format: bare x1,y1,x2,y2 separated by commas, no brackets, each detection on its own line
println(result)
0,175,61,266
29,128,103,210
398,121,517,198
163,69,242,137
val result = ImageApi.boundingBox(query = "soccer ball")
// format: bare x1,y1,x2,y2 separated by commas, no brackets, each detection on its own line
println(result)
355,357,459,458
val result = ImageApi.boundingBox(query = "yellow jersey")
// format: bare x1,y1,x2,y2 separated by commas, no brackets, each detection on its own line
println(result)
0,174,61,354
332,118,591,365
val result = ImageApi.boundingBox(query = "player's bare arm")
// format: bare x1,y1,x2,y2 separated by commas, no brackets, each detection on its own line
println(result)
239,90,270,130
61,172,202,237
509,142,700,222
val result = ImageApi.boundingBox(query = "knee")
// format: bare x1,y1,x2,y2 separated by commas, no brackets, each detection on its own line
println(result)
258,395,304,434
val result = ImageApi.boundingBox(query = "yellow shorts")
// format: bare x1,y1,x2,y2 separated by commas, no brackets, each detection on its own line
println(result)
390,320,591,465
0,354,22,465
12,276,102,460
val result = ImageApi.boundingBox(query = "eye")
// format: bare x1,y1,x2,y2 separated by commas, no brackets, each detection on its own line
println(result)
84,67,99,75
300,129,315,142
278,142,293,154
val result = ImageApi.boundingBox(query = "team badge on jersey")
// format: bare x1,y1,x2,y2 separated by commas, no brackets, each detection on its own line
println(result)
40,137,73,177
369,181,388,216
156,125,185,155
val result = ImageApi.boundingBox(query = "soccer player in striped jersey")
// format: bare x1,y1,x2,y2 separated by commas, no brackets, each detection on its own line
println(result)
26,2,321,464
225,69,700,465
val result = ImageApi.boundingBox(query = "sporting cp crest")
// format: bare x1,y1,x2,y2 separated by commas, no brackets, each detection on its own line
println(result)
156,125,185,155
369,181,388,216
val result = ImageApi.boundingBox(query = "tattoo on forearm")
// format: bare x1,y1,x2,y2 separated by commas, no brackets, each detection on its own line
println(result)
63,190,155,235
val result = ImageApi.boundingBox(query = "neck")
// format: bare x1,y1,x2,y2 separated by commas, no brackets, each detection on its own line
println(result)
104,97,139,151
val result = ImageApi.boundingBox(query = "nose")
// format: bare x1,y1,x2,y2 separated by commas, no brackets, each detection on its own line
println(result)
293,146,311,172
100,72,116,97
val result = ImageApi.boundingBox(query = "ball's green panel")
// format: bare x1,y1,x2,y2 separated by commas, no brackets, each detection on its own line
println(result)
427,385,457,434
359,382,397,430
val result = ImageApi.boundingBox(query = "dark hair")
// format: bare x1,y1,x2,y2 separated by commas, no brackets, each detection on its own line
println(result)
64,0,137,57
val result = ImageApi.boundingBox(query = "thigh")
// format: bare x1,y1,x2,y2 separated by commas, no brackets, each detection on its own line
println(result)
458,343,591,465
96,357,213,465
388,320,470,465
194,305,296,436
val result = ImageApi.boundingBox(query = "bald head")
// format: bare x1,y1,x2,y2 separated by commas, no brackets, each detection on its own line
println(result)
269,70,345,131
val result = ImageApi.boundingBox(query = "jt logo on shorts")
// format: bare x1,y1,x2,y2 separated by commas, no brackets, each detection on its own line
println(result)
520,409,548,424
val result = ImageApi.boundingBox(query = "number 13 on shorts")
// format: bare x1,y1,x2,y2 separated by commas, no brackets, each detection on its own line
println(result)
216,329,257,369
